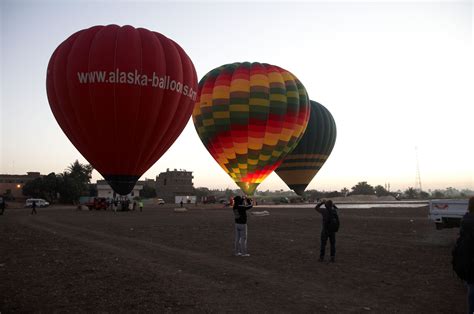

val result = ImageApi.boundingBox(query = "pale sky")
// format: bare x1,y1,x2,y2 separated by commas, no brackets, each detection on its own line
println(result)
1,0,473,192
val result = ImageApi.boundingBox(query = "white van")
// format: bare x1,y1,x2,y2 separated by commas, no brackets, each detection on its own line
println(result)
25,198,50,208
429,199,468,229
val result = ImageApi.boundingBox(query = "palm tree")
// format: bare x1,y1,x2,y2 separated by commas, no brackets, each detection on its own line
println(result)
404,187,418,199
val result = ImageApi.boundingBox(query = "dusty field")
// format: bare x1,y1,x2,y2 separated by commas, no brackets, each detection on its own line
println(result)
0,203,467,313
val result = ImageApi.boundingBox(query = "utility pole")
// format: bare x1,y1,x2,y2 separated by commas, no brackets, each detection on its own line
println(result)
415,146,422,192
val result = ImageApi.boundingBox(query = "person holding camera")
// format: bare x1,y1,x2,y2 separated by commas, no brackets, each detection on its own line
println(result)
315,199,340,263
232,195,253,257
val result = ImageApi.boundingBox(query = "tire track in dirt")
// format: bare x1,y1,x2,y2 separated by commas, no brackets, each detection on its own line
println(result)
18,215,362,312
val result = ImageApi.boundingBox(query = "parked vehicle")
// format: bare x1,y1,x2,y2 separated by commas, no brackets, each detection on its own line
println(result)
25,198,50,208
85,197,109,210
202,196,216,204
157,198,165,205
429,199,469,230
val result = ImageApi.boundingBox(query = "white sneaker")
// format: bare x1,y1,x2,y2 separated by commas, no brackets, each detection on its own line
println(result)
242,254,250,257
235,253,242,256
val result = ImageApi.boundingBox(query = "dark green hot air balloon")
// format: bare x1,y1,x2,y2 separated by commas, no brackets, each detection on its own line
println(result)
275,100,337,195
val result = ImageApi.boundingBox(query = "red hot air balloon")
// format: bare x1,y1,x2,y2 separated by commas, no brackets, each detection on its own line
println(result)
46,25,198,195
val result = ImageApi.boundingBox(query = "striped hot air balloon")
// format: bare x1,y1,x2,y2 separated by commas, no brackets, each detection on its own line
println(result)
275,100,337,195
192,62,310,195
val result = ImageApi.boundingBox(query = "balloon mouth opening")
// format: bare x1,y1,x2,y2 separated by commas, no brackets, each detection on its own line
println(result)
289,184,308,196
236,182,259,196
104,174,140,196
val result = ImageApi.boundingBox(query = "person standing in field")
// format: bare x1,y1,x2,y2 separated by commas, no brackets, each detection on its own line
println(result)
232,196,253,257
0,197,5,215
452,196,474,314
31,200,37,215
315,199,340,263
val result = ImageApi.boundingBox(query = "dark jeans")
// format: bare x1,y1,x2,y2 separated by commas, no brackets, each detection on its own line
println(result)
468,283,474,314
320,229,336,258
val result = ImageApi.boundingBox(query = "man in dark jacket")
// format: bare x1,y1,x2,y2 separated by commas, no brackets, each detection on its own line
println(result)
233,196,253,257
315,199,339,262
460,196,474,314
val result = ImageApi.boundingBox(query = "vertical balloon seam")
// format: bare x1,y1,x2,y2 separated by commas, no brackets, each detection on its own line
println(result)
48,45,81,163
277,67,294,180
258,62,273,179
211,65,228,177
318,105,328,155
130,28,152,174
235,63,249,183
322,105,333,155
255,63,271,183
48,46,70,144
65,31,93,169
65,30,98,172
54,36,94,170
261,66,288,177
327,104,336,153
247,62,270,191
111,25,122,174
128,27,144,175
274,84,310,191
324,106,334,155
152,38,187,164
134,28,167,174
249,62,268,184
141,32,178,165
139,31,168,170
143,32,184,167
54,39,81,148
284,74,303,164
213,64,234,179
305,99,316,162
221,64,237,178
83,25,115,176
142,36,190,170
151,39,197,172
318,103,328,171
199,69,229,176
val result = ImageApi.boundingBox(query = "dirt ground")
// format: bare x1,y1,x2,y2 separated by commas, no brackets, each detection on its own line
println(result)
0,203,468,313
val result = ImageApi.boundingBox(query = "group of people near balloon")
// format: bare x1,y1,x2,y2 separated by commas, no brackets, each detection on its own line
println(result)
47,25,341,259
46,24,336,200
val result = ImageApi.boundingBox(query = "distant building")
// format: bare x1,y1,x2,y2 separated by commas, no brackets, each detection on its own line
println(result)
156,169,194,203
141,178,156,189
96,180,143,199
0,172,42,199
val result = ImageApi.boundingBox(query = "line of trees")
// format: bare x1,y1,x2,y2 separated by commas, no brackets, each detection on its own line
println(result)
22,160,93,204
21,164,472,204
194,181,473,202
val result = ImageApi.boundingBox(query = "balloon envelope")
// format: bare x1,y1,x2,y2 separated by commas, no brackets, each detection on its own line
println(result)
46,25,197,195
275,100,337,195
193,62,310,195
